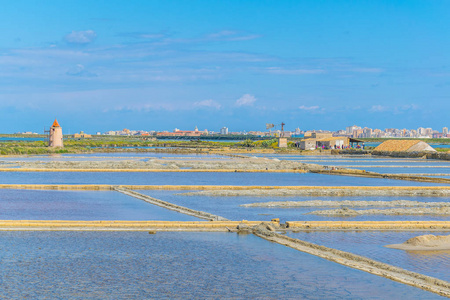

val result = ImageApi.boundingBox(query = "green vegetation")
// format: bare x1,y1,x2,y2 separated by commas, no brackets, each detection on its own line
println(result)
0,134,303,155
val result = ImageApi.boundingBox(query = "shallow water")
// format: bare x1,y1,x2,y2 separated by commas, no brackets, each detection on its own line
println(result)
247,154,450,166
0,152,226,162
0,171,444,186
349,166,450,175
138,190,450,222
286,231,450,282
0,231,442,299
0,189,198,221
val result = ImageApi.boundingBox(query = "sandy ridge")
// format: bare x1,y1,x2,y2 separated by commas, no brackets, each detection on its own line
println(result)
241,200,450,208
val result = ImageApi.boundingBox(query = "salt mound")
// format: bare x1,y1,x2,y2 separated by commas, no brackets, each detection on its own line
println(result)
405,235,450,247
386,234,450,250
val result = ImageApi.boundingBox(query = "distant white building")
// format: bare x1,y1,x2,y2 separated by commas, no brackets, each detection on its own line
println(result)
220,127,229,135
346,125,361,134
443,127,449,135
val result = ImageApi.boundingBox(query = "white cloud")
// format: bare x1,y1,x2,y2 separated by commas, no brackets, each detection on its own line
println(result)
267,67,325,75
206,30,260,41
235,94,256,107
351,68,384,73
193,99,222,109
400,104,419,110
66,64,97,77
118,32,166,39
369,105,388,112
298,105,320,111
64,30,97,44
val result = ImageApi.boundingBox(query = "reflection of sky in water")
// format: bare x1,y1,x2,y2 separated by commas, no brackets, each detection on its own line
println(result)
0,152,225,162
245,154,450,166
286,231,450,282
0,172,444,186
348,166,450,175
0,231,441,299
138,190,450,223
0,189,198,221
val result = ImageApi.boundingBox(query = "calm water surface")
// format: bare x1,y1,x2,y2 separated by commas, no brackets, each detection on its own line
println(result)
0,231,442,299
0,152,226,162
286,231,450,282
0,189,198,221
0,171,444,186
141,190,450,223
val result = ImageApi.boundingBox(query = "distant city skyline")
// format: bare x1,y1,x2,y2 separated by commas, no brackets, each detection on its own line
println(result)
19,123,450,140
1,1,450,132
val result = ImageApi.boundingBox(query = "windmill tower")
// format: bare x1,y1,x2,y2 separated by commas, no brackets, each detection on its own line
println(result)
48,119,63,148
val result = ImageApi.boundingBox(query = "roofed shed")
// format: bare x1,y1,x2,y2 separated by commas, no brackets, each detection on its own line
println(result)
374,140,436,152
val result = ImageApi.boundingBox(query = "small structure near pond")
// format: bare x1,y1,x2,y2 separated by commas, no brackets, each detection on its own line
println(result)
48,119,63,148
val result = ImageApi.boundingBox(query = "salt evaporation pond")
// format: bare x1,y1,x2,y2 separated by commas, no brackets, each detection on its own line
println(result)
0,189,198,221
347,166,450,175
0,171,445,186
0,231,441,299
139,190,450,222
246,154,450,166
286,231,450,282
0,152,227,162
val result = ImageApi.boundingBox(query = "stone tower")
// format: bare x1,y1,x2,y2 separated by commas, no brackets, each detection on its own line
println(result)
48,119,63,148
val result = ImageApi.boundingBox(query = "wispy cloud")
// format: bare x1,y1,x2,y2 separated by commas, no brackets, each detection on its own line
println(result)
369,105,389,112
193,99,222,109
266,67,325,75
206,30,261,41
64,30,97,44
66,64,97,77
400,104,419,111
235,94,256,107
351,68,384,73
117,32,167,39
299,105,320,111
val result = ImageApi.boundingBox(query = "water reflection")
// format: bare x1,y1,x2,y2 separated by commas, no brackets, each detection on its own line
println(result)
140,190,450,223
286,231,450,282
0,231,441,299
0,189,198,221
0,171,443,186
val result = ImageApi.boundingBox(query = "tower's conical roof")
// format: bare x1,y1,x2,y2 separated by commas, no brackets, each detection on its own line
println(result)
52,119,61,127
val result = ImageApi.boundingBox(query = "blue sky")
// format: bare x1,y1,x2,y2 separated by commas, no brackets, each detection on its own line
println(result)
1,0,449,133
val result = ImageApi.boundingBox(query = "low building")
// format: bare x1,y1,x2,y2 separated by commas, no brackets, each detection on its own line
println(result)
299,138,317,150
317,137,349,149
73,131,92,138
299,137,349,150
304,132,333,139
374,140,436,152
278,138,288,148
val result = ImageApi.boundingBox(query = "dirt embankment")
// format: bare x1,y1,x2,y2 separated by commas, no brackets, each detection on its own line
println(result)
386,234,450,250
372,151,450,161
114,187,228,221
179,188,450,197
1,158,325,171
241,200,450,208
308,207,450,216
